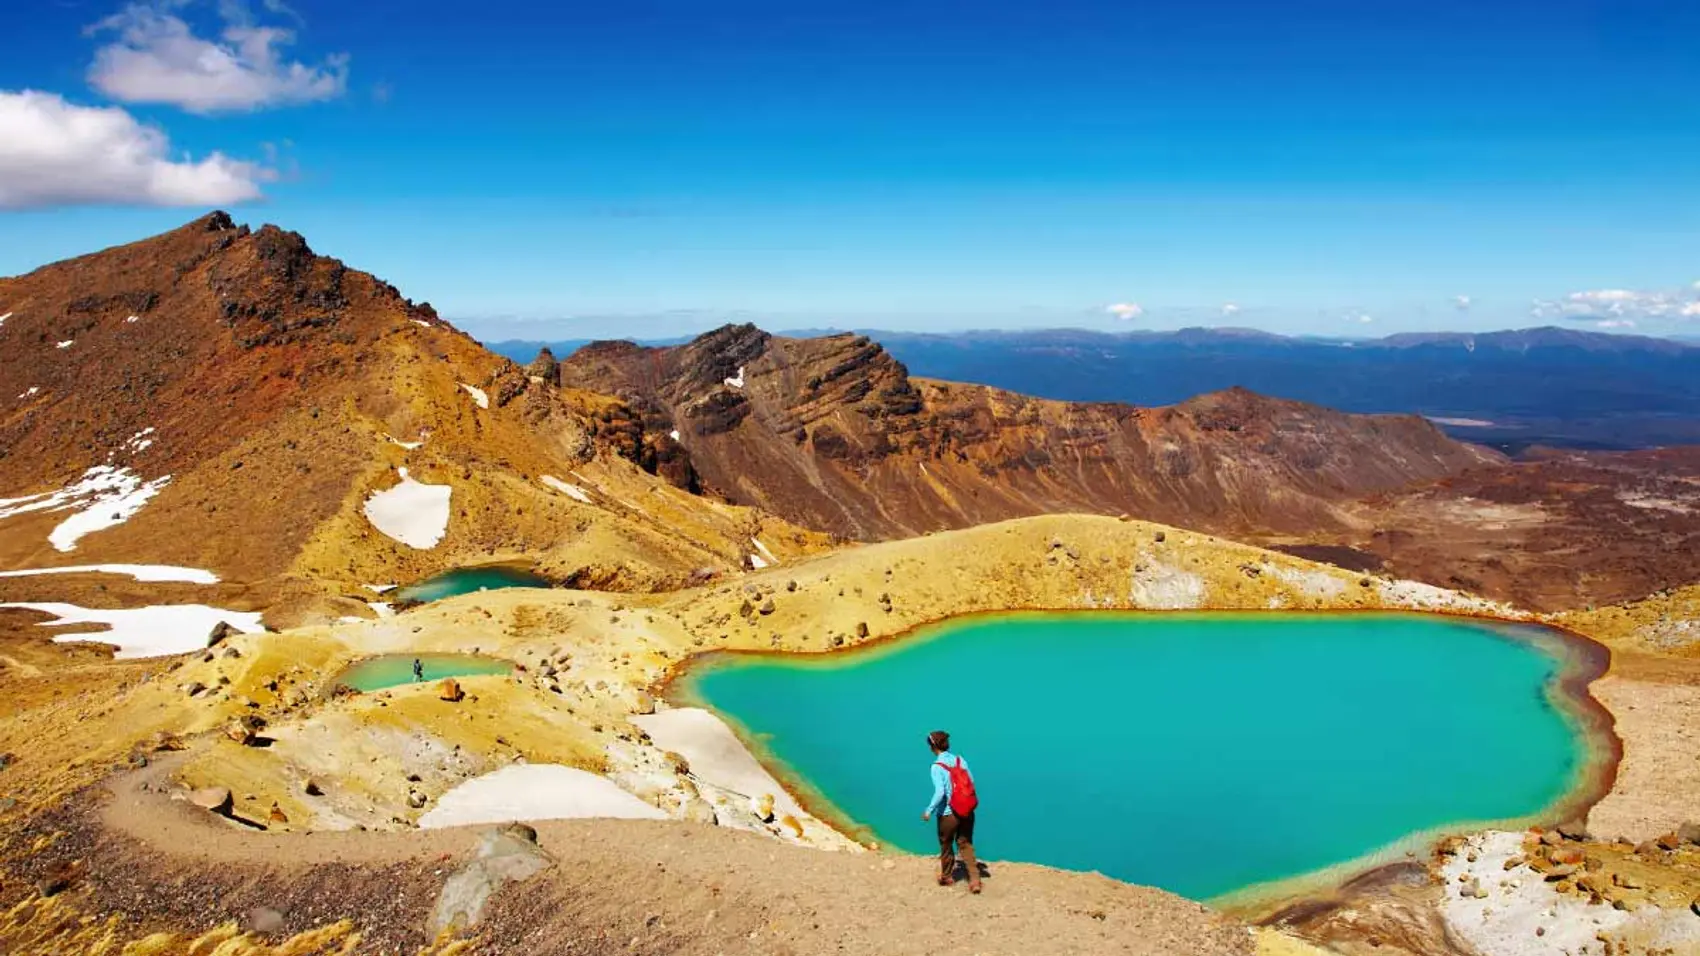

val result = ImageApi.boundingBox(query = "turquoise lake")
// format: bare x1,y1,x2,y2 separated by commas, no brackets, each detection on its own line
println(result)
393,565,551,604
682,613,1603,902
336,653,513,691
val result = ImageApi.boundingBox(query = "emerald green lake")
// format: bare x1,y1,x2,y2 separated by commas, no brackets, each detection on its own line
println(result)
393,565,550,604
682,613,1606,902
336,653,512,691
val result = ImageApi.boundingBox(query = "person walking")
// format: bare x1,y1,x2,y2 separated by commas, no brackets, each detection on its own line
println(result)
412,657,424,682
921,729,981,893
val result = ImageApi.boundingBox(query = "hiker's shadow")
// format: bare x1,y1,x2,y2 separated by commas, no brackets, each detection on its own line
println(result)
952,861,992,883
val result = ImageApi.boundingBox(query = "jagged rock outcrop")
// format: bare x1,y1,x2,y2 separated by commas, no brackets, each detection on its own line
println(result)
560,325,1502,540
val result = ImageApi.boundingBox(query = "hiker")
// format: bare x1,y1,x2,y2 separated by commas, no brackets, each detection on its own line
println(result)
412,657,424,682
921,729,982,893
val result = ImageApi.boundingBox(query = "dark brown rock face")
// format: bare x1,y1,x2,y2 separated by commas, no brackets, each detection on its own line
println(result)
560,325,1500,541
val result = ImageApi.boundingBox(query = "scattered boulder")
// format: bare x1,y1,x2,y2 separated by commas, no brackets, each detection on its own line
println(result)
430,825,554,936
1556,819,1590,841
758,599,775,616
738,600,754,618
268,803,289,825
407,789,428,809
189,787,234,815
0,753,13,771
438,678,464,702
207,622,236,647
681,795,717,825
1676,821,1700,846
224,721,257,746
753,793,776,824
855,622,869,638
1154,531,1166,543
634,692,656,715
304,779,324,797
1657,832,1684,852
182,681,207,698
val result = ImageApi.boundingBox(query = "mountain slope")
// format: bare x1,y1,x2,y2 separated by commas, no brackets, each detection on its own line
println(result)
556,325,1501,540
0,215,826,610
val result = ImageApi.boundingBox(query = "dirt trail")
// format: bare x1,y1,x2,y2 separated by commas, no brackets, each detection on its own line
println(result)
2,757,1255,955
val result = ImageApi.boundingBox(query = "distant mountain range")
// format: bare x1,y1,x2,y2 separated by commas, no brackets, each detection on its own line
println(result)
487,326,1700,451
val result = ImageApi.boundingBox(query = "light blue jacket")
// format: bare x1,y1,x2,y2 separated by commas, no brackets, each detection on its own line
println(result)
925,751,972,817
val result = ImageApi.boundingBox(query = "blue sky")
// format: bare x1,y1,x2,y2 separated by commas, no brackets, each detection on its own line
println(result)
3,0,1700,339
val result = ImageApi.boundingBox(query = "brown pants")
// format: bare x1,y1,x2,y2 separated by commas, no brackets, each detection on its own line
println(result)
937,811,979,883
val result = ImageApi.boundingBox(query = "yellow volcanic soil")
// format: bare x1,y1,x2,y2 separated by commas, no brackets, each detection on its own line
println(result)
3,513,1699,954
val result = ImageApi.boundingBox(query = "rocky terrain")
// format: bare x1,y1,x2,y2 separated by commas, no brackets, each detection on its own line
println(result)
4,216,1700,955
1263,446,1700,612
0,214,830,621
557,324,1500,541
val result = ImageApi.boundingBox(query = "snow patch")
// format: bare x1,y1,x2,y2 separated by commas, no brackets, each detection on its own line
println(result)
336,615,364,624
0,602,263,659
55,340,73,349
751,537,777,566
748,553,769,570
0,312,10,327
48,468,171,552
723,366,745,389
124,428,156,455
17,386,38,399
363,583,397,594
362,467,452,549
368,602,395,618
669,429,681,441
460,383,489,409
418,764,667,828
411,319,432,328
0,564,217,584
125,315,139,323
0,466,171,552
386,434,425,451
539,475,592,503
633,708,820,835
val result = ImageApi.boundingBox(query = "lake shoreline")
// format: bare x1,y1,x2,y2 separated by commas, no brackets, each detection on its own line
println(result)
655,608,1624,914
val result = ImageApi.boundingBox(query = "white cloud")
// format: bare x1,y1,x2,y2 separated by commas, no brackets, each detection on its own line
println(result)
1452,295,1472,311
1595,319,1638,330
1532,285,1700,321
0,90,272,209
1105,302,1145,321
1357,313,1375,324
88,1,348,114
1221,302,1241,317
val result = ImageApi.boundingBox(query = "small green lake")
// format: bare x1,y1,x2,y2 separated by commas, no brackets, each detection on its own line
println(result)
336,653,513,692
680,612,1610,902
393,565,551,604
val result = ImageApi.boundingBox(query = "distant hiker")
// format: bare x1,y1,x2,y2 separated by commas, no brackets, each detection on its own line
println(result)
412,658,424,682
921,729,982,893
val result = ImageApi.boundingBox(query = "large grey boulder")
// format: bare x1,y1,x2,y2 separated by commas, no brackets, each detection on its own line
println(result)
430,823,554,937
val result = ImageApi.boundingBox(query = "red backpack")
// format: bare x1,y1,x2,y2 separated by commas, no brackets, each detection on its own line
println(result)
937,757,978,816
